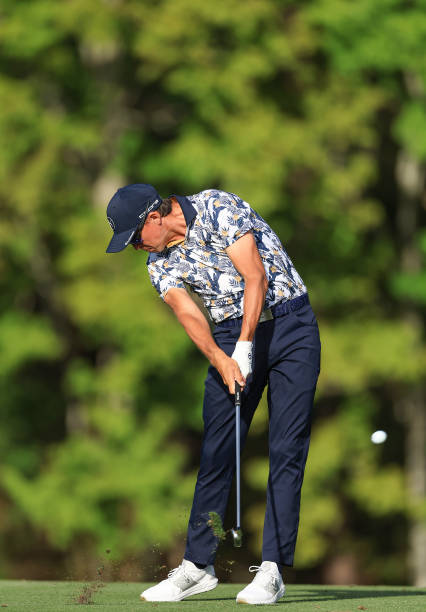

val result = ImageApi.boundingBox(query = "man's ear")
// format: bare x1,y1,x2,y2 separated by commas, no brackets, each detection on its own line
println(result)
146,211,162,224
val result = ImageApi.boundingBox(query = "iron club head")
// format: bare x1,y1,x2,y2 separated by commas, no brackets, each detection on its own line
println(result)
231,527,243,547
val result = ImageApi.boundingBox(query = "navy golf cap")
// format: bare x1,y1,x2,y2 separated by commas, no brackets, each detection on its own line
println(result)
105,183,162,253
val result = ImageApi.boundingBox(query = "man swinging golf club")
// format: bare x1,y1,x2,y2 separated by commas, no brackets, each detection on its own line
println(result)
105,184,321,605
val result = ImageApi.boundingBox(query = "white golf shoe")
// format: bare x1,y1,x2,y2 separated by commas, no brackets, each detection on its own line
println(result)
236,561,286,605
140,558,218,602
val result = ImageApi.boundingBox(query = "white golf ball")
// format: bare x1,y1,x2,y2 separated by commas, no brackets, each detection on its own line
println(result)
371,430,387,444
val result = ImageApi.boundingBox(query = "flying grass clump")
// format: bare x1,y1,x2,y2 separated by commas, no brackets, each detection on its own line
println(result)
207,511,227,541
75,582,105,605
74,556,108,604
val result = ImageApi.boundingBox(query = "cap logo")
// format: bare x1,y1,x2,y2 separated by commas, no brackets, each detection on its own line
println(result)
107,216,115,231
138,197,161,221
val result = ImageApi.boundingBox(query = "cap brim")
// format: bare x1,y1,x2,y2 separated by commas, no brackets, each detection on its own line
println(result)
106,227,137,253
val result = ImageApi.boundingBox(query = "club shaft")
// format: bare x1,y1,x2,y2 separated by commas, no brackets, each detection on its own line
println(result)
235,383,241,529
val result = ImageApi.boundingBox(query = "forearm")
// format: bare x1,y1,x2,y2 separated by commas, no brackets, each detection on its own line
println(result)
173,307,225,367
239,276,267,341
164,288,246,393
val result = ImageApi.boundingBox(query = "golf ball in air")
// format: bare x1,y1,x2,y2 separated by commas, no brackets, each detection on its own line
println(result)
371,430,387,444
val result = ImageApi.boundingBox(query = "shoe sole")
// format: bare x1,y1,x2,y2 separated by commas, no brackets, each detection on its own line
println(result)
236,586,286,605
140,576,218,602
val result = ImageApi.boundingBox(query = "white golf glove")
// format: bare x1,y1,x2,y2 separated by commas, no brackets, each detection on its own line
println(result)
231,341,253,379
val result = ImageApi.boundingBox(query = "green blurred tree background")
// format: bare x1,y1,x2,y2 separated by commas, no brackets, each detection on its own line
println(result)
0,0,425,587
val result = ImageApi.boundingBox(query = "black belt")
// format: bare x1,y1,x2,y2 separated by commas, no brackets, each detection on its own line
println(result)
216,292,310,328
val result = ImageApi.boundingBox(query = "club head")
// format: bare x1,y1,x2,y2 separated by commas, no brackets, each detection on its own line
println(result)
231,528,243,548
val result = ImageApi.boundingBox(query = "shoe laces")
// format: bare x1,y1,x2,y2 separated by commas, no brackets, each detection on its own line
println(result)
167,561,203,586
168,564,190,581
248,565,279,589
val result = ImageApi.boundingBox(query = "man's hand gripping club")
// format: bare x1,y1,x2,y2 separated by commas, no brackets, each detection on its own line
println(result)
214,341,253,395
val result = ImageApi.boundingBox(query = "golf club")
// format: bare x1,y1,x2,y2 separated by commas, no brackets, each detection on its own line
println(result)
231,381,243,547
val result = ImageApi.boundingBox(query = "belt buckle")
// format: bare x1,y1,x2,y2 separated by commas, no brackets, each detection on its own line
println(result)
259,308,274,323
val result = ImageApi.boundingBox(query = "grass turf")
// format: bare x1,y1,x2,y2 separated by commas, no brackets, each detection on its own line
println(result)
0,581,425,611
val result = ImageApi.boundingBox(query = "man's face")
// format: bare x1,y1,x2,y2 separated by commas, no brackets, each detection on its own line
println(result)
132,212,167,253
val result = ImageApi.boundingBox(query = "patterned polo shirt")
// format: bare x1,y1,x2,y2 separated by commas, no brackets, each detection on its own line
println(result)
147,189,307,323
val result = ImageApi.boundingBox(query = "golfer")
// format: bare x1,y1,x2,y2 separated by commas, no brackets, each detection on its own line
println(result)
105,184,321,605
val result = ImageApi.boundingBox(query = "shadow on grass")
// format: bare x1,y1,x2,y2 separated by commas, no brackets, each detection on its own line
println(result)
190,597,234,601
282,586,426,605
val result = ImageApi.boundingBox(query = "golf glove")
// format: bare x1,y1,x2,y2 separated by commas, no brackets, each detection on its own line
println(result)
231,341,253,379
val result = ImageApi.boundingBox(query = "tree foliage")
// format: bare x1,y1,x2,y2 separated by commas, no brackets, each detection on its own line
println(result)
0,0,425,584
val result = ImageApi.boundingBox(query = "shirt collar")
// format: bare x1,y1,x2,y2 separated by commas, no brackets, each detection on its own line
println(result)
170,195,197,229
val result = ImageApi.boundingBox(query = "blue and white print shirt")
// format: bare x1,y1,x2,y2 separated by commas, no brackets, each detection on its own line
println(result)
147,189,308,323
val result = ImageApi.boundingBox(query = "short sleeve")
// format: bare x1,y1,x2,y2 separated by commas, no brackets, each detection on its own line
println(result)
204,190,254,249
147,258,185,300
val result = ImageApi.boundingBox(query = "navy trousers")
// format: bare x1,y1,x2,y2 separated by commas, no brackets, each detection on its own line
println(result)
183,293,321,568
